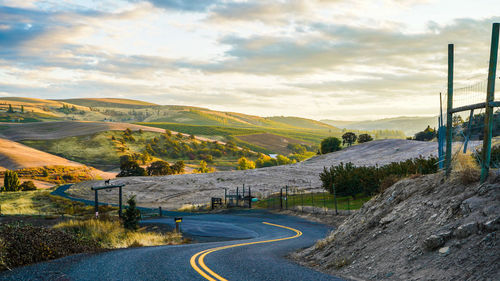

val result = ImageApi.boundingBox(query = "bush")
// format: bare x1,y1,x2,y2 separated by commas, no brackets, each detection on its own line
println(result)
320,157,438,197
0,223,101,271
237,157,256,170
20,181,37,191
147,160,171,176
358,134,373,143
320,137,342,154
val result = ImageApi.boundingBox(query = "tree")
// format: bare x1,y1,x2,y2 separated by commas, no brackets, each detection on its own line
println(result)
342,132,357,147
123,196,141,230
147,160,171,176
3,170,20,191
7,104,13,113
320,137,342,154
171,161,185,174
452,115,464,127
237,157,255,170
165,129,172,137
358,134,373,143
21,105,24,113
20,181,36,191
117,155,146,177
197,160,210,173
189,134,195,140
414,125,436,141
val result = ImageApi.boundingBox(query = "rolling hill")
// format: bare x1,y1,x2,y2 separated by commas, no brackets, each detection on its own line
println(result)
321,116,438,136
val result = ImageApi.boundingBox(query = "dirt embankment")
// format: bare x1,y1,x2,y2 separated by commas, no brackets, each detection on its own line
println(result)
293,173,499,281
68,139,439,209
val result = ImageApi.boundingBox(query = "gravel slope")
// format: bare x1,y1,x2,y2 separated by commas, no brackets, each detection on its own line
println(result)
68,139,440,209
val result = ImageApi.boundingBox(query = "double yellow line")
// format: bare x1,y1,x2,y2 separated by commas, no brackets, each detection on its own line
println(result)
190,222,303,281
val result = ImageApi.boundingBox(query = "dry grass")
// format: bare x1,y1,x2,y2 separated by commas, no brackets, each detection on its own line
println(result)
451,152,480,184
0,138,83,171
54,219,182,248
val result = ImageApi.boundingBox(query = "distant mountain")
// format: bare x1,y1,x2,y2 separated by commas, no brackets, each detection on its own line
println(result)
321,116,438,136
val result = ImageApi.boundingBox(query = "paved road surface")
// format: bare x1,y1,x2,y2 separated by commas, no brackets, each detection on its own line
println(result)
0,210,344,281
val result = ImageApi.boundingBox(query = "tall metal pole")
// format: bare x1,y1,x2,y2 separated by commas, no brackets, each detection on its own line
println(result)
445,44,454,176
481,23,499,182
438,92,445,169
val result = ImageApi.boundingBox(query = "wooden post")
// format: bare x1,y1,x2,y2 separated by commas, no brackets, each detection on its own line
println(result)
285,185,288,210
119,186,122,218
481,23,499,182
445,43,454,176
94,189,99,218
248,186,251,208
280,188,283,209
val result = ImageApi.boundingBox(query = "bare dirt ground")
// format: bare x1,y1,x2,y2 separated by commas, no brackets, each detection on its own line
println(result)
68,139,440,209
292,172,500,281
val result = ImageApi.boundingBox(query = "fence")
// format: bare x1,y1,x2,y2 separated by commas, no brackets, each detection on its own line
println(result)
438,23,500,182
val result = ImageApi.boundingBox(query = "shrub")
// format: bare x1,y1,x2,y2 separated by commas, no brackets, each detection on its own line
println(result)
20,181,37,191
237,157,256,170
358,134,373,143
147,160,171,176
320,157,438,197
320,137,342,154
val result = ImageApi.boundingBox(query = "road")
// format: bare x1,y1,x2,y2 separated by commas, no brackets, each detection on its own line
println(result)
0,210,345,281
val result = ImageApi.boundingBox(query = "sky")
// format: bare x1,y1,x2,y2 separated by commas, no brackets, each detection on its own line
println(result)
0,0,499,121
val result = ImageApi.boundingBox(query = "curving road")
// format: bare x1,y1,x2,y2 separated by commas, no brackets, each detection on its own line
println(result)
0,210,344,281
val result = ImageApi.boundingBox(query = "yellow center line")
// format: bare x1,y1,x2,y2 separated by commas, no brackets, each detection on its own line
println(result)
190,222,303,281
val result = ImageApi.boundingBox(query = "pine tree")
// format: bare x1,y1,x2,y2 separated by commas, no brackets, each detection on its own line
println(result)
123,196,141,230
3,170,20,191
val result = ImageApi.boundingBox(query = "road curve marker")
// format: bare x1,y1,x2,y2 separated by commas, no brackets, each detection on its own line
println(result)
190,222,303,281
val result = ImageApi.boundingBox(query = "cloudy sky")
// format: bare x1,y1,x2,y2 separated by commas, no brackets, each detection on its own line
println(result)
0,0,499,121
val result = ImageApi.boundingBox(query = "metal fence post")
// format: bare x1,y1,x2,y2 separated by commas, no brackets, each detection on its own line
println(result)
285,185,288,210
445,43,454,177
280,188,283,210
481,23,499,182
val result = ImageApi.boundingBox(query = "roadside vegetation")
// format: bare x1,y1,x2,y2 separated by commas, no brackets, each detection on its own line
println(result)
0,192,184,271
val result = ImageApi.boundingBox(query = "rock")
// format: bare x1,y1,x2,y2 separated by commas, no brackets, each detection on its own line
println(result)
438,246,450,255
454,222,479,238
483,217,499,232
423,235,444,251
380,211,398,225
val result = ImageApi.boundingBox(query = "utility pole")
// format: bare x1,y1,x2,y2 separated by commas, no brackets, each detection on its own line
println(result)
481,23,499,182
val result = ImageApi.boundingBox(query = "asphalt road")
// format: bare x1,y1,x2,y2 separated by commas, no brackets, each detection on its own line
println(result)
0,210,344,281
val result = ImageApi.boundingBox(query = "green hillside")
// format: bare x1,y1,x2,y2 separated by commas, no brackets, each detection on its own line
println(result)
56,98,157,108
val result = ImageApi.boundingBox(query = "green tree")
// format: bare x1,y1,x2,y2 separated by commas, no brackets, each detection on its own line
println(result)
342,132,357,146
414,126,436,141
358,134,373,143
171,161,185,174
3,170,20,191
197,160,210,173
123,196,141,230
165,129,172,137
320,137,342,154
147,160,171,176
21,105,24,113
117,155,146,177
237,157,256,170
7,104,13,113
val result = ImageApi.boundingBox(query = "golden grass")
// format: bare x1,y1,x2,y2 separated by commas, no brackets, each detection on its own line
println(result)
0,190,50,215
54,219,182,248
451,152,480,184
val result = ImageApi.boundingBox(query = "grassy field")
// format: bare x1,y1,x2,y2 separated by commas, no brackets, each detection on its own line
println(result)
255,192,372,211
21,130,259,171
0,189,116,216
